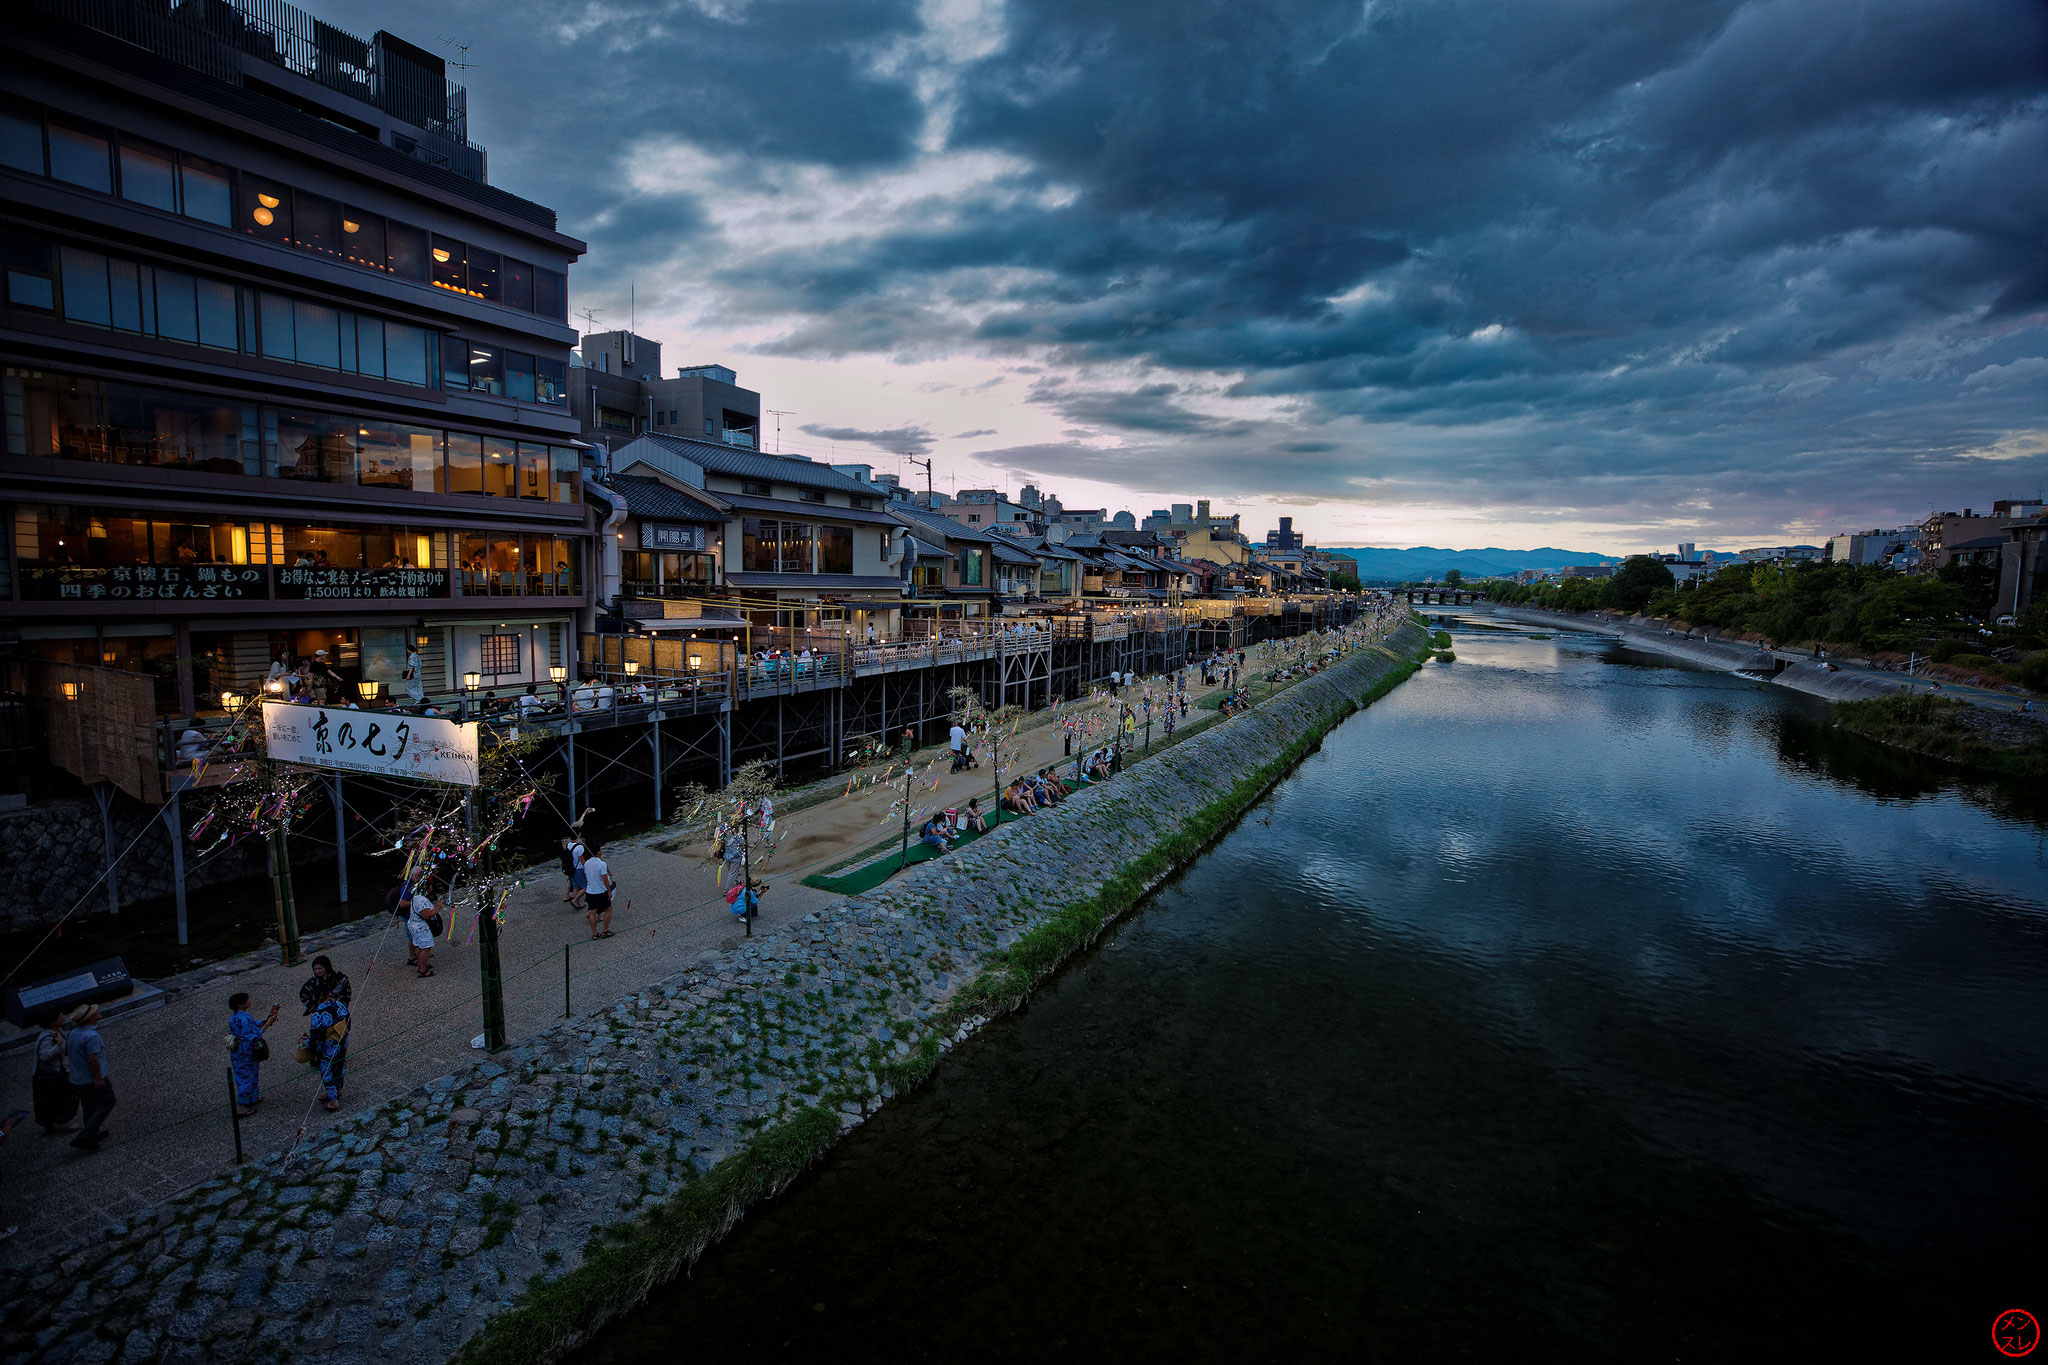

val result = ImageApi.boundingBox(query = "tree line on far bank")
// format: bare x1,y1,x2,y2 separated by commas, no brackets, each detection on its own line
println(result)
1477,556,2048,688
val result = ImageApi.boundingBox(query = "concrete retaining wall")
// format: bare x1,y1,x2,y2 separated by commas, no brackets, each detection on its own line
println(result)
0,620,1430,1365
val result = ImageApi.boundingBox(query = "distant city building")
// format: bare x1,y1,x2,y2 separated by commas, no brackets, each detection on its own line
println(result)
1266,516,1305,552
1109,510,1137,530
1826,528,1916,568
570,331,761,453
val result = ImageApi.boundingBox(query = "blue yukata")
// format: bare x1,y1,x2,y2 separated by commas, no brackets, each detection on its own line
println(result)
228,1008,266,1105
304,998,349,1102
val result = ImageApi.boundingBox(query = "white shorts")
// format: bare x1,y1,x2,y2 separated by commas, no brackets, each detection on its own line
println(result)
407,920,435,950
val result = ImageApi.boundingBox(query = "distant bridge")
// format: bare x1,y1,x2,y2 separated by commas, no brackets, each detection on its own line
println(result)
1398,588,1483,605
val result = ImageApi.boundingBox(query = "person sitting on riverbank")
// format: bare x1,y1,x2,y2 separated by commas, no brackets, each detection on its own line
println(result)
961,797,988,833
920,815,954,853
1040,766,1071,799
1003,780,1036,815
1087,749,1113,781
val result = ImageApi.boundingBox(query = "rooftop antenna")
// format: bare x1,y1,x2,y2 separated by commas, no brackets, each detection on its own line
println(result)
575,306,603,335
767,409,795,454
437,37,476,71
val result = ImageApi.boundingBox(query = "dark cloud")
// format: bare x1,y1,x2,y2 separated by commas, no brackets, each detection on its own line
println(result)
326,0,2048,539
799,423,936,455
953,428,998,439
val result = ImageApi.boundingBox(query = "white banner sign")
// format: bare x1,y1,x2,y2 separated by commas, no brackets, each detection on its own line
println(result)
262,701,480,786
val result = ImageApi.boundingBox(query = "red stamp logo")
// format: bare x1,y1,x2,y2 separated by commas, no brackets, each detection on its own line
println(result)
1995,1309,2040,1358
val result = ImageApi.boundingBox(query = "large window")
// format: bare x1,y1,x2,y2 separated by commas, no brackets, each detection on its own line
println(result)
819,526,853,574
742,519,815,574
356,422,442,492
2,103,572,316
4,367,580,506
16,230,435,386
4,369,257,474
445,431,483,494
270,409,356,483
960,546,984,585
442,333,568,407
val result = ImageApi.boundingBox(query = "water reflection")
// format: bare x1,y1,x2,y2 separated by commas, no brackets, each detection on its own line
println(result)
576,626,2048,1364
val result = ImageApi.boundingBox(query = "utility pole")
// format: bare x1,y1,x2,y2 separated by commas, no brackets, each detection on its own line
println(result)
767,409,795,453
904,454,934,508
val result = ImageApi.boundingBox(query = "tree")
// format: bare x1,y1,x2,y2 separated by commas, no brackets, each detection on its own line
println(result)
1443,568,1463,587
1936,557,2000,615
1599,556,1677,614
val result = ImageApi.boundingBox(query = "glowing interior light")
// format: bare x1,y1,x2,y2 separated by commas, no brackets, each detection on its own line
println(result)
257,193,280,208
252,207,274,226
432,248,451,262
342,219,360,233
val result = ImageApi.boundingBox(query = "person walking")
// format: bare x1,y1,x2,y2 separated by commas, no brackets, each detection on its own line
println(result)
582,840,616,939
32,1014,78,1135
65,1004,114,1152
403,644,425,705
298,955,352,1015
949,719,969,771
301,980,349,1112
227,992,280,1116
405,884,439,977
559,835,582,906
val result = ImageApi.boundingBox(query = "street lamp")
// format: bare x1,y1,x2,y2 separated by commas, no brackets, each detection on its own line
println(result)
462,670,481,720
359,679,382,702
623,660,641,676
221,690,244,712
549,665,567,683
265,677,286,697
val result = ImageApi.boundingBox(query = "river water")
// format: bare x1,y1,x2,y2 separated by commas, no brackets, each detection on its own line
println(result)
576,622,2048,1363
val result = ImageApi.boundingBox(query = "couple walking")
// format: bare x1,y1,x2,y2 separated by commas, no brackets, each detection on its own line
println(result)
559,815,618,938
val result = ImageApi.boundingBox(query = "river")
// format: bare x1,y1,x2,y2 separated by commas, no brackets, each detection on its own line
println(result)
574,620,2048,1363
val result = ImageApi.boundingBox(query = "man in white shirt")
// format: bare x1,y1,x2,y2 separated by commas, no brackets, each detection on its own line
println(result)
517,686,544,717
949,720,968,770
581,840,614,938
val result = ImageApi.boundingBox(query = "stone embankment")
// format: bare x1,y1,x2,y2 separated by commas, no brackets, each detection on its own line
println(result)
1487,606,1912,703
0,619,1430,1365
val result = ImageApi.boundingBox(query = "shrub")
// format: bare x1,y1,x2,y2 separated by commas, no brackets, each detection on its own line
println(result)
2020,652,2048,693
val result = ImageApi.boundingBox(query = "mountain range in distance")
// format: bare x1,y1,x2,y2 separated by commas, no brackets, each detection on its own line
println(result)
1318,546,1622,580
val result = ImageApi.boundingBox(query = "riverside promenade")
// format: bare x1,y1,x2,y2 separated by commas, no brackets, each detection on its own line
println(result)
0,603,1421,1365
1481,604,2038,709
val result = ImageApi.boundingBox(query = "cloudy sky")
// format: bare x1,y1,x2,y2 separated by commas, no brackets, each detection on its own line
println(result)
336,0,2048,552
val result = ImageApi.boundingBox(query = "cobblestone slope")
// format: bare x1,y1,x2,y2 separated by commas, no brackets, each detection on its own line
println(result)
0,619,1426,1365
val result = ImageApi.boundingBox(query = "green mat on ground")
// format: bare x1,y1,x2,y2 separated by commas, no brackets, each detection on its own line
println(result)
800,777,1102,895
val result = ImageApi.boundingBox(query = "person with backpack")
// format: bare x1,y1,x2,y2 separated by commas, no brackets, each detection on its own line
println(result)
405,883,441,977
31,1014,78,1135
582,840,616,939
299,978,350,1112
227,992,280,1116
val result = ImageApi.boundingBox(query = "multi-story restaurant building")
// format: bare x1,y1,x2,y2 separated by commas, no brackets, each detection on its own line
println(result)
2,0,588,722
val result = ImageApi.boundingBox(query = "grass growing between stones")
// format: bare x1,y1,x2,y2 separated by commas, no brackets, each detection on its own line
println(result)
453,1105,842,1365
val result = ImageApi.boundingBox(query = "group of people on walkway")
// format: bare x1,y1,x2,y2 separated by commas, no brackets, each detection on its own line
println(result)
21,951,356,1171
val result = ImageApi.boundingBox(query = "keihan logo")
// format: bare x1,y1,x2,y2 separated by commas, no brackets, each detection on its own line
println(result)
1996,1309,2040,1358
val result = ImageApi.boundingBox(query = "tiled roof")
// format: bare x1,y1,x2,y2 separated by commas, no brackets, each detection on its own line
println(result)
986,538,1041,565
715,492,906,527
609,475,724,523
634,434,877,495
889,503,998,544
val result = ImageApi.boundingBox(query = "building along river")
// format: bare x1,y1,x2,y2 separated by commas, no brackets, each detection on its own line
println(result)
574,620,2048,1364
